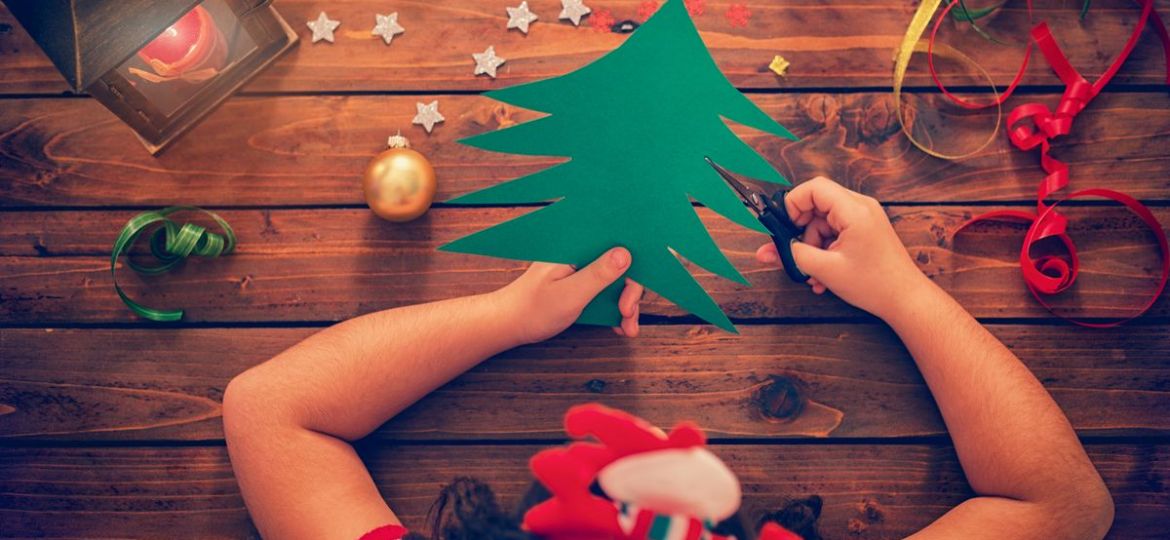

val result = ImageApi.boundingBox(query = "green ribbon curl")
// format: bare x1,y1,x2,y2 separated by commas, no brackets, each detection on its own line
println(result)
950,0,1093,34
111,206,236,322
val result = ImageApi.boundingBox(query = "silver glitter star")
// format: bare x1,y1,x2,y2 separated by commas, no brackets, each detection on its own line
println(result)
506,1,539,34
307,12,340,43
412,101,445,133
559,0,591,26
472,46,506,78
372,13,405,45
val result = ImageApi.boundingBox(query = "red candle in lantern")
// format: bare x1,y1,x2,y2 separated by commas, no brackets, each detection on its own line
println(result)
136,6,228,81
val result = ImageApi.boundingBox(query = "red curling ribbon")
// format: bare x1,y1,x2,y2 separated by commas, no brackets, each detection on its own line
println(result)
929,0,1034,109
952,0,1170,325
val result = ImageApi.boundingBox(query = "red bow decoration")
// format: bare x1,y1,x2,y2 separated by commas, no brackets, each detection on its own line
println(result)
951,0,1170,326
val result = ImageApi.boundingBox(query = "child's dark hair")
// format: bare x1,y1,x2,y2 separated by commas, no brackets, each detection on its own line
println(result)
403,477,822,540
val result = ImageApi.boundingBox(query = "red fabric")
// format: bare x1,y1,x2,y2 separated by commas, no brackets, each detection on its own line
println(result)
627,509,655,539
359,524,408,540
759,522,803,540
949,0,1170,326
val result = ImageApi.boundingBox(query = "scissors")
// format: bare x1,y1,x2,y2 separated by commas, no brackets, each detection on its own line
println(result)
704,157,809,283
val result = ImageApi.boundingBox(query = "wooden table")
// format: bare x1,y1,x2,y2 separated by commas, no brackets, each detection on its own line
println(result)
2,1,1169,538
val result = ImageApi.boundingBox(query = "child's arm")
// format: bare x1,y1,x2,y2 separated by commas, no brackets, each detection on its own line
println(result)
756,178,1114,540
223,248,640,540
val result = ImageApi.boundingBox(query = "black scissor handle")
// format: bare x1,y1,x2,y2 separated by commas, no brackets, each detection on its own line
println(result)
758,191,810,283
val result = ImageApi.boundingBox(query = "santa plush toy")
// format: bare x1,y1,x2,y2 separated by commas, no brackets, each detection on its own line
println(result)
524,403,801,540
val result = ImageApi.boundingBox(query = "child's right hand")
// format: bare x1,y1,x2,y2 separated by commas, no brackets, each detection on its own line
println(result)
755,177,931,321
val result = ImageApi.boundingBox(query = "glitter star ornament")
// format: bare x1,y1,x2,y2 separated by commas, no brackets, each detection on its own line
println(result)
559,0,592,26
372,13,405,45
506,2,539,34
307,12,340,43
412,101,445,133
473,46,506,78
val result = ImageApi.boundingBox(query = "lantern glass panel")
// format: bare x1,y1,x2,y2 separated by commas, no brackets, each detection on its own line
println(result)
115,0,260,117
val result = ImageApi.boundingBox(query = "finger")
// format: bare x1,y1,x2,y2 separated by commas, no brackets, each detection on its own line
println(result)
789,241,842,279
817,221,838,249
785,177,866,231
618,278,643,318
545,263,576,280
621,304,640,338
802,217,836,249
785,177,844,218
557,247,631,305
802,221,826,250
756,242,780,265
789,206,816,228
613,326,626,336
527,261,575,281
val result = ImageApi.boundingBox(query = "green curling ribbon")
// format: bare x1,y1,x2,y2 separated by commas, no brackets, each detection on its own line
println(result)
111,206,236,322
949,0,1007,45
950,0,1004,22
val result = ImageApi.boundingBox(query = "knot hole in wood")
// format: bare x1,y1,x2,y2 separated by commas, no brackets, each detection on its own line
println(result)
753,374,807,423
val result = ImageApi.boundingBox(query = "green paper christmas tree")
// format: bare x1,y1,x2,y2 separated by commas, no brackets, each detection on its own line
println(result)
440,0,798,332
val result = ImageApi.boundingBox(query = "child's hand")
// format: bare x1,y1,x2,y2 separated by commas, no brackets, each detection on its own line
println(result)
499,247,644,344
755,177,930,320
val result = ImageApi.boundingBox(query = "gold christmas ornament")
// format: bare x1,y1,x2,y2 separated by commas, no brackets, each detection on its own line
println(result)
363,133,437,222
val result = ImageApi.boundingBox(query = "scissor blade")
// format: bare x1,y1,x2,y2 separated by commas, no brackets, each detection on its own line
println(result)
704,156,763,214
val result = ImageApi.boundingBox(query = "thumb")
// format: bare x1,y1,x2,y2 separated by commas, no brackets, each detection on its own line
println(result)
559,247,631,305
789,241,839,280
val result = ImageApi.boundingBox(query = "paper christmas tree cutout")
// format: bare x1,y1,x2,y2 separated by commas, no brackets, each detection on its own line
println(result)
440,0,798,332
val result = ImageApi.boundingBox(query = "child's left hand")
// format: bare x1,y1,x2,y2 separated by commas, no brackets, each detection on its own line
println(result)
498,247,644,344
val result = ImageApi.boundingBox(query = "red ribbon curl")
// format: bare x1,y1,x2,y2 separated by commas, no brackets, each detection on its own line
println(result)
942,0,1170,325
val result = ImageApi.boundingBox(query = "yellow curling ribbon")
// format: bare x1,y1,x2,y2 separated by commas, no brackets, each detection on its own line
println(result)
893,0,1002,160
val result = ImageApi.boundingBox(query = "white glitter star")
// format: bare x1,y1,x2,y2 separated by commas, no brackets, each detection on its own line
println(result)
506,1,539,34
372,13,405,45
559,0,591,26
306,12,340,43
472,46,506,78
412,101,445,133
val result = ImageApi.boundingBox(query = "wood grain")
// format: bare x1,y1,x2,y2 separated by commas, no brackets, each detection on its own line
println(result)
2,0,1167,537
1,444,1166,539
2,325,1168,441
2,93,1169,207
2,206,1166,323
3,0,1170,94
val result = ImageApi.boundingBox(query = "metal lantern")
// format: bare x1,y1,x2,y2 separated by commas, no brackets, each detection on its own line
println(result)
5,0,298,153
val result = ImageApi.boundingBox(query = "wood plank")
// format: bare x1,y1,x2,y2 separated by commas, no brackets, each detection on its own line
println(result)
2,93,1169,207
3,0,1170,94
1,325,1167,441
0,444,1165,539
2,206,1167,323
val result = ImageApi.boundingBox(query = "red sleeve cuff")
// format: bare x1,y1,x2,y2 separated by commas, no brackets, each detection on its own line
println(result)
359,524,409,540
